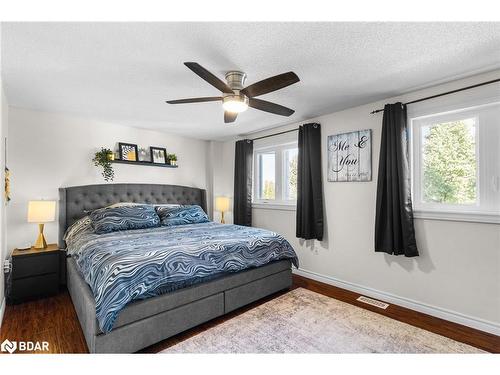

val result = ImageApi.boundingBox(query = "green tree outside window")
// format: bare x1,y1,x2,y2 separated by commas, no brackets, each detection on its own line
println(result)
422,119,477,205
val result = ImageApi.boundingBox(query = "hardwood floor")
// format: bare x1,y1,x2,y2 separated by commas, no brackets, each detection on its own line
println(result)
0,291,88,353
1,274,498,354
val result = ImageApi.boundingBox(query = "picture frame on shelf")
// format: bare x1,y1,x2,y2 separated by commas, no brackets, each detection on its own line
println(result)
150,146,167,164
118,142,139,161
138,147,150,162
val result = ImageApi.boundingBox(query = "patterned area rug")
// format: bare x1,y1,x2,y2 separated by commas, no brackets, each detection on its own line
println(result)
161,288,484,353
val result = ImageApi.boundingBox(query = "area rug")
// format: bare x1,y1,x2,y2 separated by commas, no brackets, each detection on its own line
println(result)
161,288,484,353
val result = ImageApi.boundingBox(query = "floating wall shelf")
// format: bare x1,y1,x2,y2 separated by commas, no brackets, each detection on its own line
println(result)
111,160,178,168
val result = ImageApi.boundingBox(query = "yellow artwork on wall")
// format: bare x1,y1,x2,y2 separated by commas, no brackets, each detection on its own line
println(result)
126,150,136,161
5,166,10,203
118,142,138,161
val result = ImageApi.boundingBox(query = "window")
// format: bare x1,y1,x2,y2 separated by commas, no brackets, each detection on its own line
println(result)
253,137,298,207
420,118,477,205
410,101,500,223
284,148,298,200
258,151,276,200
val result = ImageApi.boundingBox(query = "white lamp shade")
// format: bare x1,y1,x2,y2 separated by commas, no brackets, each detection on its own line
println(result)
215,196,231,212
27,200,56,223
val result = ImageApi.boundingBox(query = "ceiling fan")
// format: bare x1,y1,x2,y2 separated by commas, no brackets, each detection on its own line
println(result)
166,62,300,123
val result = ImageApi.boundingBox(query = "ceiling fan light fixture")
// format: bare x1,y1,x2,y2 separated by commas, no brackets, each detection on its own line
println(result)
222,94,249,113
166,63,300,122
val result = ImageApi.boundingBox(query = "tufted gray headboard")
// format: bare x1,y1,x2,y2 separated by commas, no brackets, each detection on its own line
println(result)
58,183,207,248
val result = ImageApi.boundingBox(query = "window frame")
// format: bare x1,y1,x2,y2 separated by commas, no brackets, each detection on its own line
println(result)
410,102,500,224
253,140,298,209
283,147,299,201
255,148,278,202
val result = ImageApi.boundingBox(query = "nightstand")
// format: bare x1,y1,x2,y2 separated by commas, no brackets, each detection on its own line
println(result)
7,244,63,304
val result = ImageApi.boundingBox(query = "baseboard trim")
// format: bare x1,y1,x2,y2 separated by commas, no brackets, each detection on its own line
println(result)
293,268,500,336
0,297,5,330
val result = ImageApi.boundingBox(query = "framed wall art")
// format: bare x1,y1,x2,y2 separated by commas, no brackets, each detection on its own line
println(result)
150,146,167,164
118,142,138,161
327,129,371,182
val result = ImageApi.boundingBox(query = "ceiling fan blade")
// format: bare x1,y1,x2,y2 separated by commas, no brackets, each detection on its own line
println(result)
249,98,295,116
241,72,299,97
166,96,222,104
184,62,234,94
224,111,238,123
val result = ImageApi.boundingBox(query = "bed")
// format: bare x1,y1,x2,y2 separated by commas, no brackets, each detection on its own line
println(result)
60,183,297,353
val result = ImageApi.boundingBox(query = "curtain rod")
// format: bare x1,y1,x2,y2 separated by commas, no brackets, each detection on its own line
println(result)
370,78,500,114
249,127,299,141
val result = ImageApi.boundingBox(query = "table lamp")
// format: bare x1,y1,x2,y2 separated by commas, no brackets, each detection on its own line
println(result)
215,196,230,224
27,200,56,249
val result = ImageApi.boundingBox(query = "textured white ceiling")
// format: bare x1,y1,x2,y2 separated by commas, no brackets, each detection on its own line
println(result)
2,22,500,140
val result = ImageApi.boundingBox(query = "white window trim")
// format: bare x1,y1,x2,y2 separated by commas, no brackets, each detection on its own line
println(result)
253,140,298,207
413,209,500,224
252,202,297,211
410,101,500,224
411,111,481,213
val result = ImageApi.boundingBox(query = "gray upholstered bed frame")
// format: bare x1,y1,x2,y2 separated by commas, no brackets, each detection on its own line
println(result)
59,183,292,353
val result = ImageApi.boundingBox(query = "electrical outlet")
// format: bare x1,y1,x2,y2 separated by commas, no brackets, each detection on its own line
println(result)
3,258,11,273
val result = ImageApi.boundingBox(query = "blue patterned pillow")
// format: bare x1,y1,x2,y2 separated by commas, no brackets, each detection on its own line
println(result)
156,205,209,226
90,205,160,234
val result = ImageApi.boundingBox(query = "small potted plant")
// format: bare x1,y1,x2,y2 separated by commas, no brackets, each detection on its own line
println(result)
168,153,178,166
92,148,115,182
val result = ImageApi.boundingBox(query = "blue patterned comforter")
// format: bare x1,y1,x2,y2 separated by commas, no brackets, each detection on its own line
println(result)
66,220,298,333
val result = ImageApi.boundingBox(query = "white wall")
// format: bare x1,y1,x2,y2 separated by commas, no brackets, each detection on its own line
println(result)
0,82,9,325
213,70,500,334
210,140,235,224
6,108,211,251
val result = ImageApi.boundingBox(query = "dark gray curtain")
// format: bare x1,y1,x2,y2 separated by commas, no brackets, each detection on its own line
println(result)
375,103,418,257
233,139,253,226
296,123,324,241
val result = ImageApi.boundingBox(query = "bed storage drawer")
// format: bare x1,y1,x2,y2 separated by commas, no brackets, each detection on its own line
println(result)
110,259,292,332
94,292,224,353
224,269,292,313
